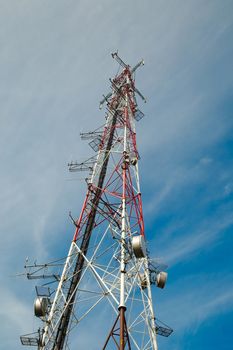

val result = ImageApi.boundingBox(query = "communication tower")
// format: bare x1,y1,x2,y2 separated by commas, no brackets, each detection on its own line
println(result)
20,52,173,350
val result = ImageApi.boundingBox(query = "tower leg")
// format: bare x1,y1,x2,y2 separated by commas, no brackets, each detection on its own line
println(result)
102,307,131,350
120,307,125,350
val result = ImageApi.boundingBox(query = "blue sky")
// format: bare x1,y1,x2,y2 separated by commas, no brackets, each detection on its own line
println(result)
0,0,233,349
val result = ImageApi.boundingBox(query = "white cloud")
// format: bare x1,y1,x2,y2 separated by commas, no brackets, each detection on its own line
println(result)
156,272,233,334
0,0,232,348
224,183,233,196
199,157,213,165
0,286,36,348
149,210,233,266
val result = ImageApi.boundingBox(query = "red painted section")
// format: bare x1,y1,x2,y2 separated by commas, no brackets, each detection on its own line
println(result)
72,67,146,247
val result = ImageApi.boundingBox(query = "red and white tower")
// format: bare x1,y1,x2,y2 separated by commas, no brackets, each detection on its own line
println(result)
20,52,172,350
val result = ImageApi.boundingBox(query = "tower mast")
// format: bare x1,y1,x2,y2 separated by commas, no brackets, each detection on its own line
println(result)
20,52,173,350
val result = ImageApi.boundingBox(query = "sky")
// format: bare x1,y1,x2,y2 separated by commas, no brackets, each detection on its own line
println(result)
0,0,233,349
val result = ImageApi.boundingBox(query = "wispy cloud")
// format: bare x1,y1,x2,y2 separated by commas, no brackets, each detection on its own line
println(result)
156,272,233,334
0,286,36,348
0,1,232,349
167,213,232,264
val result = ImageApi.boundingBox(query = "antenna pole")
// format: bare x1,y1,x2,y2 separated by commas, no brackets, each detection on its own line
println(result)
119,92,128,350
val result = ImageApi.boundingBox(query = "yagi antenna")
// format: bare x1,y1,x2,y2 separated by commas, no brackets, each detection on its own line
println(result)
111,51,128,68
131,59,145,74
100,52,146,109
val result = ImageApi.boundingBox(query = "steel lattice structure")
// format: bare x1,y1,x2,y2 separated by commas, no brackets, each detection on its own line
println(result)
20,53,172,350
